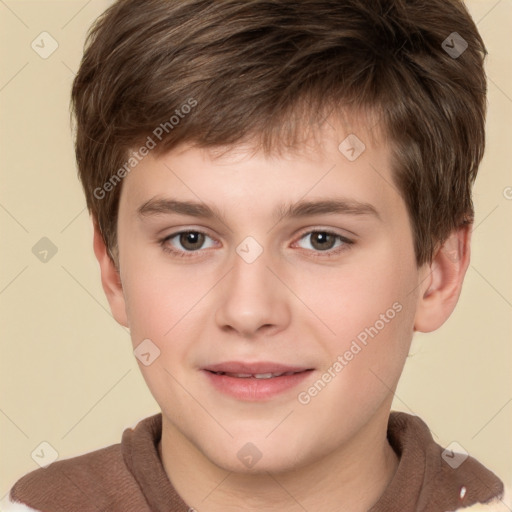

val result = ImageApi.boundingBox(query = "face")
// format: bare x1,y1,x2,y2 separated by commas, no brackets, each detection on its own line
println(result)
110,120,426,473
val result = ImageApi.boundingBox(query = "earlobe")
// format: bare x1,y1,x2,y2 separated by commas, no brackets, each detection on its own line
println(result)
92,218,129,328
413,224,472,333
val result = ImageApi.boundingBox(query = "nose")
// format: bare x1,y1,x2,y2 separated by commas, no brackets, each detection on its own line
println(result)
214,245,291,339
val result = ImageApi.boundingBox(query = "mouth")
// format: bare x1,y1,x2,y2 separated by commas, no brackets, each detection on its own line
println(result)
202,362,314,401
206,370,305,379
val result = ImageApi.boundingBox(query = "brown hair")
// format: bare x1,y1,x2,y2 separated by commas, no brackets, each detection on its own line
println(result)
71,0,487,266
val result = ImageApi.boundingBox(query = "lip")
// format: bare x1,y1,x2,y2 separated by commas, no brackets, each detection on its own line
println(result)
202,361,314,401
204,361,311,374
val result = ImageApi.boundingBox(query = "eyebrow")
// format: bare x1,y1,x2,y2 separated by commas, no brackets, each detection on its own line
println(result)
137,197,381,223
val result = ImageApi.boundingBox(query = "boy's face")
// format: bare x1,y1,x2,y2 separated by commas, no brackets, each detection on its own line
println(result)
108,120,431,472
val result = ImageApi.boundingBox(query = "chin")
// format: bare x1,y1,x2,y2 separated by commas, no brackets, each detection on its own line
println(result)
209,449,307,475
198,432,320,476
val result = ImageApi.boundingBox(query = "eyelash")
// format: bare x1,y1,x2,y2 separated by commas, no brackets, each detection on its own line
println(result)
159,228,354,260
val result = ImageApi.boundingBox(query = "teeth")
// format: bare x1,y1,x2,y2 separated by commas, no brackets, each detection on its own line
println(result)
215,371,298,379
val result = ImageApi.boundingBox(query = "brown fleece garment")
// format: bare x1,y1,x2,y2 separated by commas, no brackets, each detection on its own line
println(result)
10,412,504,512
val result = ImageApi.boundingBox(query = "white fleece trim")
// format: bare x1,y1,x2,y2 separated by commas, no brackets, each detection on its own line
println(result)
0,496,41,512
449,487,512,511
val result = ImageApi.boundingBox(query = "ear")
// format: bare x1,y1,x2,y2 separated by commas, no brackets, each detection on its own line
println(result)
92,218,129,328
414,224,472,333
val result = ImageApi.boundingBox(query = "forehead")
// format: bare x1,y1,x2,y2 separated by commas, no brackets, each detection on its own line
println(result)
119,112,403,225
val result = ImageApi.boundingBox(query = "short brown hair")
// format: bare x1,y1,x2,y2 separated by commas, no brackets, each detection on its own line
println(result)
71,0,487,266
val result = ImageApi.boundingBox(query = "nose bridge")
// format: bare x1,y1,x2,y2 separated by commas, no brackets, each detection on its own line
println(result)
213,236,290,336
231,239,269,287
229,236,274,301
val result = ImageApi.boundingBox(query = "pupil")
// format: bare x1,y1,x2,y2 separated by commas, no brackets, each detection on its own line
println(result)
181,232,204,250
313,232,334,250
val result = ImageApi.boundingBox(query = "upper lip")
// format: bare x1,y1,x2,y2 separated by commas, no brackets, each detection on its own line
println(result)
203,361,312,374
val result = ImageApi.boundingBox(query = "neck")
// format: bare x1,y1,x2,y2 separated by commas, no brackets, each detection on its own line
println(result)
158,408,398,512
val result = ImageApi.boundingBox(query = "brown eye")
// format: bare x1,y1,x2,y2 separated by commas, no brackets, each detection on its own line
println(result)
295,229,353,257
308,232,337,251
178,231,206,251
161,230,216,256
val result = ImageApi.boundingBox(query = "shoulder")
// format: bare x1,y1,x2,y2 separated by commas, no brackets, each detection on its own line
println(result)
387,412,508,511
6,442,130,512
5,414,163,512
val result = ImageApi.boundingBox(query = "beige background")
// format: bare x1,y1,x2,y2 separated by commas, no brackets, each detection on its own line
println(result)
1,0,511,499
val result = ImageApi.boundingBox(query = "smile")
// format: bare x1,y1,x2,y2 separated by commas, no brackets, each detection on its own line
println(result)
202,363,314,401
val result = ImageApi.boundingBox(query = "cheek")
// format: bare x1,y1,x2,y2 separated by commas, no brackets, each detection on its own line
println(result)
124,282,169,343
295,243,417,399
121,251,216,380
302,255,414,344
120,250,186,347
122,263,197,405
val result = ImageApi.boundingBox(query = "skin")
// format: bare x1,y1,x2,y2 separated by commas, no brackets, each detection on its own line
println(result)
93,118,471,511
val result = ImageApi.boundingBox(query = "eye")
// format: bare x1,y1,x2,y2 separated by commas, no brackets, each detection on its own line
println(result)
295,230,353,256
159,228,354,259
160,230,216,256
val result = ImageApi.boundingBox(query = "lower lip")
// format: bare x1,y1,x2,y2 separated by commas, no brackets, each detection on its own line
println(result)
203,370,313,401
